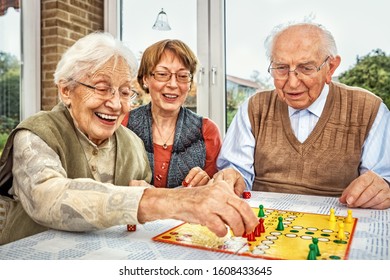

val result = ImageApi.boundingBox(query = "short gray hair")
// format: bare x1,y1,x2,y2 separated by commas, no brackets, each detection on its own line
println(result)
264,21,338,61
54,32,137,88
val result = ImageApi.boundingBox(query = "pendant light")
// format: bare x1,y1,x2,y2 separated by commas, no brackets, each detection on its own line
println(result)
152,8,171,31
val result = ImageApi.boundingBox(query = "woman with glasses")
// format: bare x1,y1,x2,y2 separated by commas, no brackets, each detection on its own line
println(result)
123,39,222,188
0,33,258,245
217,22,390,209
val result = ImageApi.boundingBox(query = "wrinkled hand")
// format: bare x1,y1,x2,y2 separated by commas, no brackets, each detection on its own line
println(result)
211,168,247,197
182,166,211,187
339,171,390,209
138,174,258,237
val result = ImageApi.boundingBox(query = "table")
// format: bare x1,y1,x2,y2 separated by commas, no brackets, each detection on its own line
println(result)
0,191,389,260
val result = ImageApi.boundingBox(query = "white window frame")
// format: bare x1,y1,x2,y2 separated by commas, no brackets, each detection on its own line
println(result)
104,0,227,135
20,0,41,120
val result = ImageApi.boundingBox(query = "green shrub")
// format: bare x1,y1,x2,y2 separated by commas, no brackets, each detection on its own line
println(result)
0,133,9,155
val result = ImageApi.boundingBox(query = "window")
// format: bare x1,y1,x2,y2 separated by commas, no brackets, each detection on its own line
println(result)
106,0,226,134
225,0,390,128
110,0,390,134
118,0,197,111
0,2,20,153
0,0,40,154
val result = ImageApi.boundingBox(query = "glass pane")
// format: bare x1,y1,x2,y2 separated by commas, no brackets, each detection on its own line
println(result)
225,0,390,129
0,7,21,154
120,0,197,112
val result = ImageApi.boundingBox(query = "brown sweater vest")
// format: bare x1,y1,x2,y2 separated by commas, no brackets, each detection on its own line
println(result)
248,82,381,196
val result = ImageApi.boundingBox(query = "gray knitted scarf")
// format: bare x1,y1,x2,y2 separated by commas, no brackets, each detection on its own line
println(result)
127,103,206,187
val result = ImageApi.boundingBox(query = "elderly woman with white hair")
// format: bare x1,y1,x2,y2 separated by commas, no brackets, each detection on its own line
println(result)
0,32,258,245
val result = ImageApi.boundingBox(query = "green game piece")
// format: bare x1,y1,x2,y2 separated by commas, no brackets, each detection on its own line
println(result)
307,244,317,260
312,237,321,256
258,205,265,217
276,216,284,231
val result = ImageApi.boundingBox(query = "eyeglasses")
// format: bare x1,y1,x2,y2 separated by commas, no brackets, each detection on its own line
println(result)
75,80,138,102
150,71,193,83
268,56,330,80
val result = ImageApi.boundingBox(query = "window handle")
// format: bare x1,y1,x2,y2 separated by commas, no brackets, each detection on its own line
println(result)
198,67,205,85
211,66,217,85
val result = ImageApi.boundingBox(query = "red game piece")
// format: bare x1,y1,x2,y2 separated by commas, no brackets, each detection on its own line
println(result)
242,191,251,199
254,223,262,237
247,231,256,241
127,224,136,231
259,218,265,233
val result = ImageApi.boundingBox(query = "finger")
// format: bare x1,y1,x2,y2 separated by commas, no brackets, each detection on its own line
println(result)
339,172,374,205
198,173,211,186
212,171,225,182
354,184,390,209
188,172,210,187
233,176,247,196
183,167,206,186
182,168,198,186
216,208,245,237
226,196,258,235
203,216,230,237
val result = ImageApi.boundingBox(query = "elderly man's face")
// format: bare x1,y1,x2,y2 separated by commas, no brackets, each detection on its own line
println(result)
66,57,133,145
271,26,339,109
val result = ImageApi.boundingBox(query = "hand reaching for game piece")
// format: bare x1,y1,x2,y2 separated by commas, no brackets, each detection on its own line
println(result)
339,170,390,209
137,171,258,237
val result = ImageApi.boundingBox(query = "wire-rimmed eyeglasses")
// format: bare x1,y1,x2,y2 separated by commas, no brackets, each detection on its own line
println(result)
150,71,193,83
268,56,330,80
74,80,138,102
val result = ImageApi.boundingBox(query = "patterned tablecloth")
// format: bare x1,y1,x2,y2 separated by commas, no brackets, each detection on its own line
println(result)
0,191,388,260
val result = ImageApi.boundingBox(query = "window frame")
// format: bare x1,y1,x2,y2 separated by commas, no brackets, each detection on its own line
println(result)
104,0,227,136
20,0,41,120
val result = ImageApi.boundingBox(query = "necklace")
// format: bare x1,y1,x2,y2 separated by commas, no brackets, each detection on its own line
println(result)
153,118,175,149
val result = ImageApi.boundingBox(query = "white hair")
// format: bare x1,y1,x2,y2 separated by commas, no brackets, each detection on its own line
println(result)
54,32,138,87
264,21,338,61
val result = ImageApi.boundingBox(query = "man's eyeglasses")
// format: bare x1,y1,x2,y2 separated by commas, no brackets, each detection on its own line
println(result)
150,71,193,83
268,56,330,80
74,80,138,102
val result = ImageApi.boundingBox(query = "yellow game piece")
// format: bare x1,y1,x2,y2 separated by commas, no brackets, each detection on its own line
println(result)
345,209,353,223
329,208,336,222
337,222,345,240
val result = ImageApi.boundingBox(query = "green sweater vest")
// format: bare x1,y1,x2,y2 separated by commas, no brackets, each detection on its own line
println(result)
0,103,151,244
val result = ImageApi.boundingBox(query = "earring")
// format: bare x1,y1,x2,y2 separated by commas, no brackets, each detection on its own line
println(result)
143,84,148,89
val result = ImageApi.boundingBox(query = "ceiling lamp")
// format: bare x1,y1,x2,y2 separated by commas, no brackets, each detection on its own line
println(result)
152,8,171,31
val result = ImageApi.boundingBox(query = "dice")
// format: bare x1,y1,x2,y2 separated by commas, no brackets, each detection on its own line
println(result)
243,191,251,199
127,224,137,231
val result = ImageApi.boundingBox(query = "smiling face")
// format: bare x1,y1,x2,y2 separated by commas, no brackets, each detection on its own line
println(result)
271,25,340,109
143,50,191,115
59,56,132,145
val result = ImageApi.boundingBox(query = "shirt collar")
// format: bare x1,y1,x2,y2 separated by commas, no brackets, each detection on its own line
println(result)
288,84,329,117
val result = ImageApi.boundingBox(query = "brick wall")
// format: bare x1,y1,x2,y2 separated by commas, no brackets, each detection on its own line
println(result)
41,0,104,110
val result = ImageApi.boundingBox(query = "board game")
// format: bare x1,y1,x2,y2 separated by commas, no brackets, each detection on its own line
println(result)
152,206,358,260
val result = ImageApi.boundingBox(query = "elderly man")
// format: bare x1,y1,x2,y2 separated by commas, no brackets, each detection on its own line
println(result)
217,22,390,209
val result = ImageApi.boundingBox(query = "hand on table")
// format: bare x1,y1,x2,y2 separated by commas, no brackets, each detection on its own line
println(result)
339,171,390,209
211,168,247,197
